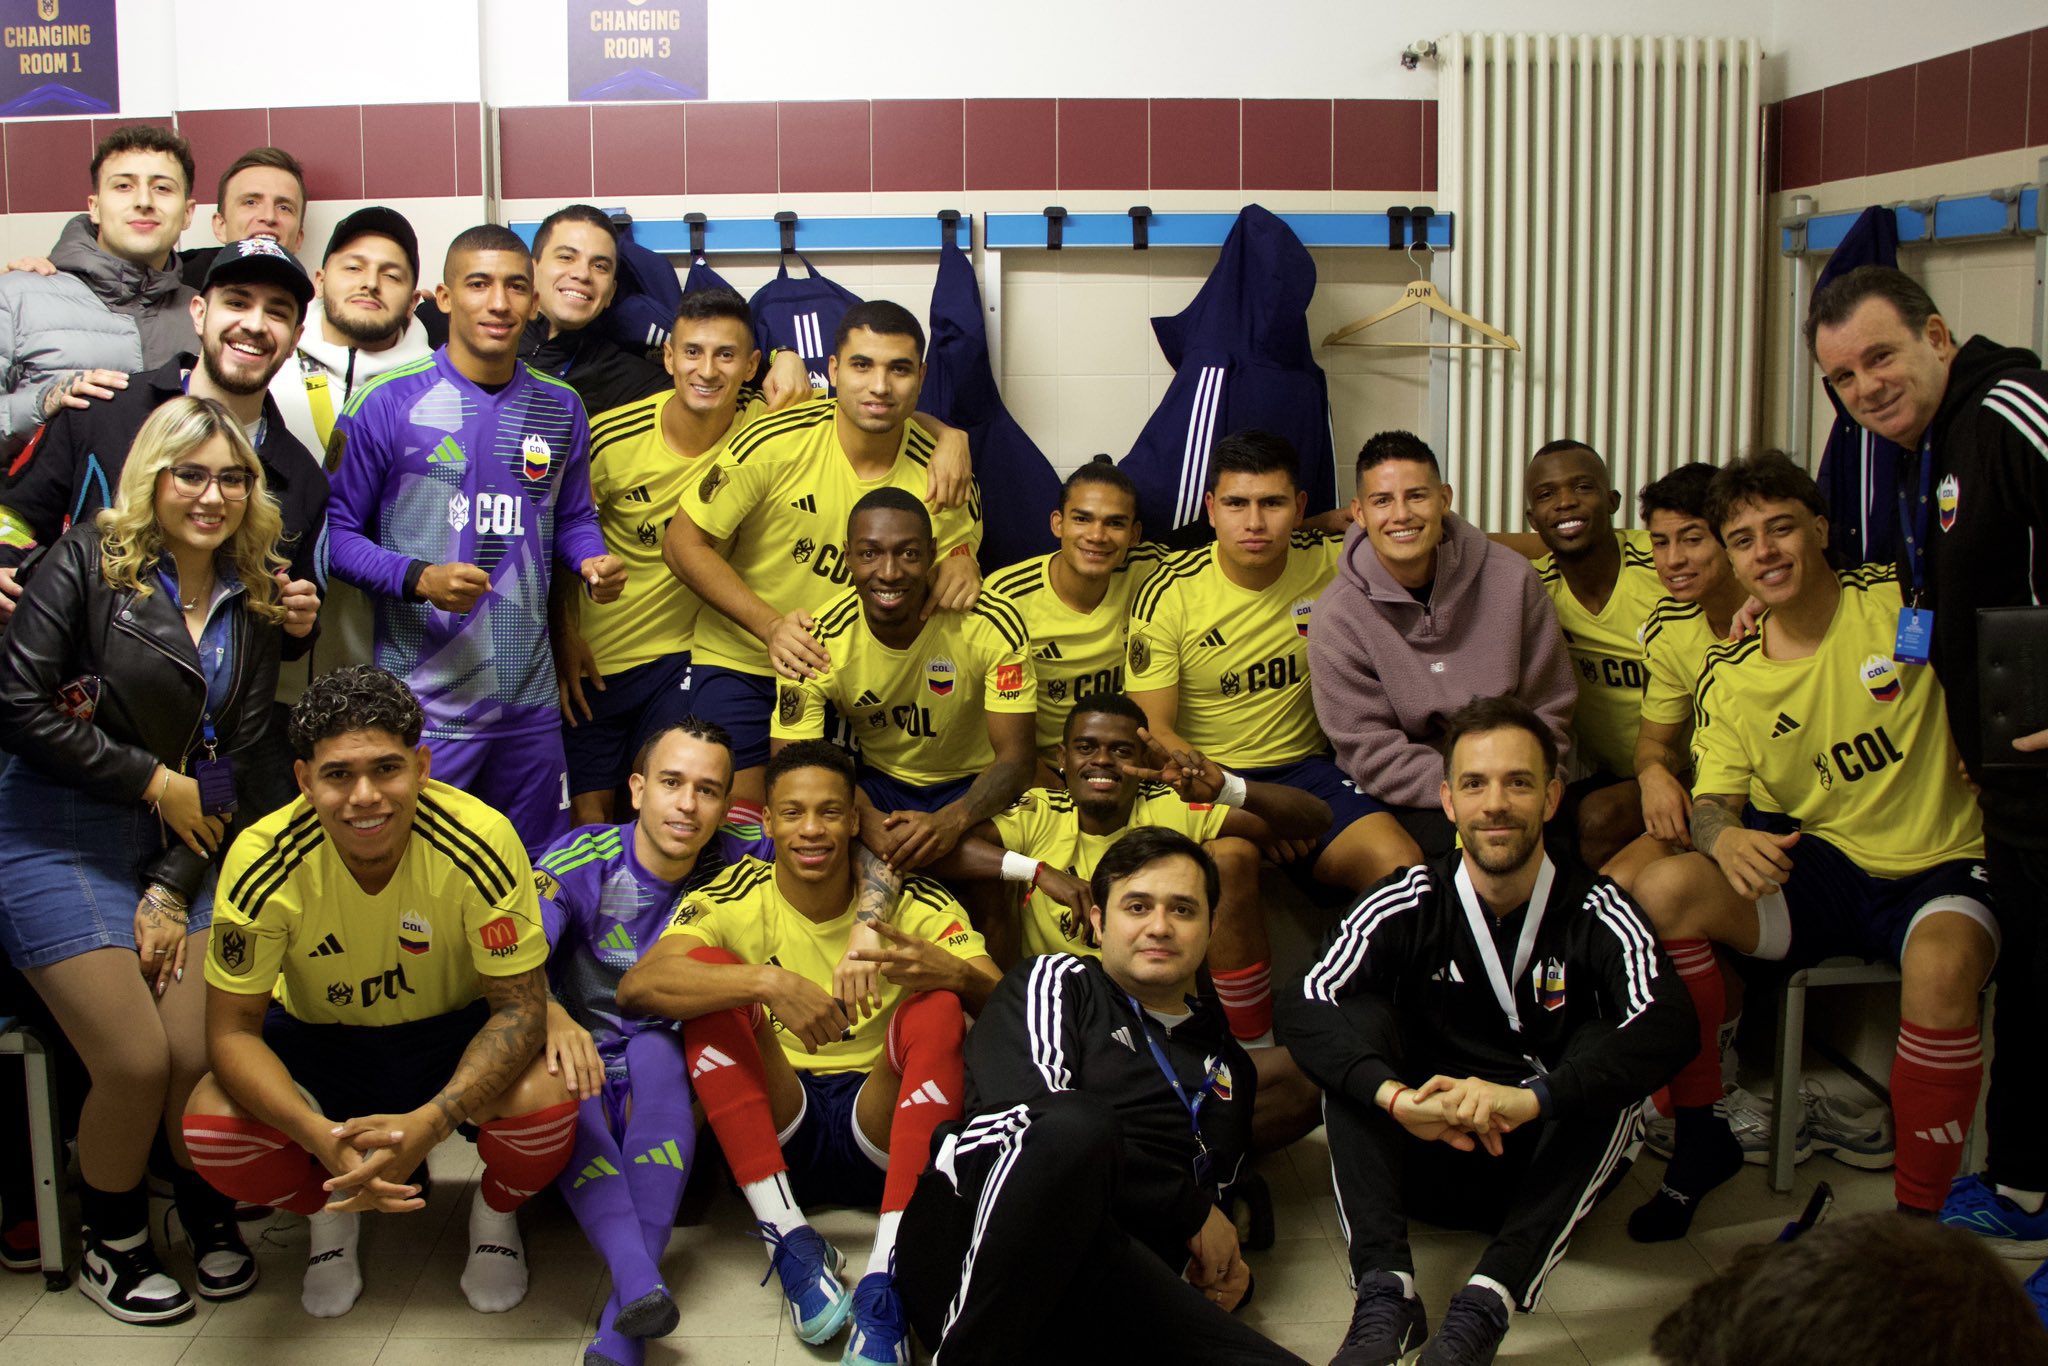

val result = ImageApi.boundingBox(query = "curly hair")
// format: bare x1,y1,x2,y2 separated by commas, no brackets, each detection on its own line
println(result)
96,396,285,624
287,666,425,759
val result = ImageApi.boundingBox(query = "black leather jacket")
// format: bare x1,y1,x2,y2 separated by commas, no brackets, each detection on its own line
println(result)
0,522,280,900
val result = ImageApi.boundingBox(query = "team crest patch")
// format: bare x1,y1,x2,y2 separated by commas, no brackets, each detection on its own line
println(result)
534,870,560,901
1207,1057,1234,1103
1859,653,1902,704
778,686,803,726
399,910,432,955
927,656,957,697
1536,958,1567,1012
521,434,551,481
698,466,727,502
1128,634,1150,675
218,927,247,971
447,492,470,531
1937,473,1959,533
996,662,1024,691
1292,599,1314,638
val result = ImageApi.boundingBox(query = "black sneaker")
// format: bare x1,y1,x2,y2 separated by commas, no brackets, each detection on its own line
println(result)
77,1227,193,1324
1416,1286,1511,1366
1333,1272,1427,1366
186,1216,259,1300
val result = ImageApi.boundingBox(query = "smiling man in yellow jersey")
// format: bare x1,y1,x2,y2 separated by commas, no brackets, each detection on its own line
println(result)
771,489,1037,876
1624,451,1996,1243
665,300,982,826
984,458,1163,767
559,289,771,827
1127,429,1390,894
1525,440,1667,871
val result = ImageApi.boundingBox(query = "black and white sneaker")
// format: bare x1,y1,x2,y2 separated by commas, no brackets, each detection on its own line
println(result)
1333,1272,1428,1366
185,1216,258,1300
1416,1285,1511,1366
77,1227,193,1324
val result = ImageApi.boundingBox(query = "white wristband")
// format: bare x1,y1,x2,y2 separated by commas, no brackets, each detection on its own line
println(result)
1215,770,1248,809
1000,851,1043,885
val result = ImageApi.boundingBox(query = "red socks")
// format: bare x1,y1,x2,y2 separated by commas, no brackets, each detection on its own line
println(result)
1892,1020,1983,1212
681,946,789,1187
182,1113,329,1217
477,1100,578,1212
1665,940,1726,1110
882,990,965,1213
1211,962,1274,1042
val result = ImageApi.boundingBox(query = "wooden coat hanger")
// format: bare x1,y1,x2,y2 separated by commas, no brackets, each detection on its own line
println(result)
1321,244,1520,351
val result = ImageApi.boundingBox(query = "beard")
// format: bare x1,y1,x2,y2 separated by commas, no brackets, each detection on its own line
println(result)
324,295,404,348
1461,819,1544,878
200,334,280,397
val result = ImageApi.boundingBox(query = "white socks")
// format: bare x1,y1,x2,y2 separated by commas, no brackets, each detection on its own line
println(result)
1467,1274,1514,1316
460,1193,529,1313
864,1211,902,1281
302,1211,362,1318
741,1172,806,1244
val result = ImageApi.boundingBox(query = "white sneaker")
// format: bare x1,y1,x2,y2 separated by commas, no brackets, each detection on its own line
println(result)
1726,1086,1812,1166
1802,1079,1896,1170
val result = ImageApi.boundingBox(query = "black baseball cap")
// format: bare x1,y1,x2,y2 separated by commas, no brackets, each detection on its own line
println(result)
203,236,315,318
323,206,421,283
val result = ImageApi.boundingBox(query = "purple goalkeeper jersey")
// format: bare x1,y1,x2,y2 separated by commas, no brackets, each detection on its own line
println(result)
325,348,608,740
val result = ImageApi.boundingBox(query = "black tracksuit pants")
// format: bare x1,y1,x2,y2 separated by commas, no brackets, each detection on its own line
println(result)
1985,838,2048,1192
895,1091,1305,1366
1323,1088,1639,1311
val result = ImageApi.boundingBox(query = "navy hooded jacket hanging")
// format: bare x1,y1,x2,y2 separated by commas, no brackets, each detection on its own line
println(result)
750,254,863,392
921,241,1061,572
597,221,686,363
1119,205,1336,534
1812,206,1905,568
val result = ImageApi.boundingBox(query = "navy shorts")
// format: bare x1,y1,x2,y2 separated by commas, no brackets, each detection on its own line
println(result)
778,1069,887,1209
1239,755,1388,859
690,665,776,770
263,998,490,1124
562,652,698,797
1745,813,1999,971
857,770,973,816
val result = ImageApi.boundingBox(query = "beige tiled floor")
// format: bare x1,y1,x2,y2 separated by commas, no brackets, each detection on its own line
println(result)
0,1121,1911,1366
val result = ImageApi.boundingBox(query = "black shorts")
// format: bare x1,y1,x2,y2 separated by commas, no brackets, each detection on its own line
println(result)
262,999,490,1123
777,1070,887,1209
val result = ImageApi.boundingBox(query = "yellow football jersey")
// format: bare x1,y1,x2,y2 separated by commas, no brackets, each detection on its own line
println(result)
661,858,985,1074
985,544,1165,752
206,782,548,1025
678,397,983,677
1126,532,1342,769
770,588,1036,787
993,783,1229,957
1691,566,1983,878
580,389,768,674
1639,596,1722,730
1537,529,1665,778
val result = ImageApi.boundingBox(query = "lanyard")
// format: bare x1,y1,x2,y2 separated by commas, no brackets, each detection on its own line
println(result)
1452,855,1558,1035
1895,435,1934,606
1124,993,1223,1184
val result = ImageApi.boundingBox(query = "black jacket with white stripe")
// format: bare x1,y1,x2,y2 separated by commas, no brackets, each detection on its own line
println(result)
1277,852,1694,1122
957,954,1257,1267
1913,337,2048,847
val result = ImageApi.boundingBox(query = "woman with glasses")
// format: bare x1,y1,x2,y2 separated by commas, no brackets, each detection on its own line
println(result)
0,396,287,1324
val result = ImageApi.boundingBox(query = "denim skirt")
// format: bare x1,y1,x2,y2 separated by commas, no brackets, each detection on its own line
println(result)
0,759,216,968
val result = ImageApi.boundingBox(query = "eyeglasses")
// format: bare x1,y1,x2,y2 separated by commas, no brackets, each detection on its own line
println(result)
164,465,254,501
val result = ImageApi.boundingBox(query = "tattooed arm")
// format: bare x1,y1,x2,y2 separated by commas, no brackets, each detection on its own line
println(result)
1691,791,1798,900
836,845,906,1019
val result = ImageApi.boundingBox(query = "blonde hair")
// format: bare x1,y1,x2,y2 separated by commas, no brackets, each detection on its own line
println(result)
95,396,287,624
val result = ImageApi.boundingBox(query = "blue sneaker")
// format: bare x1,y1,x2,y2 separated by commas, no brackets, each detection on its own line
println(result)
842,1272,911,1366
755,1223,852,1343
2024,1259,2048,1332
1938,1174,2048,1259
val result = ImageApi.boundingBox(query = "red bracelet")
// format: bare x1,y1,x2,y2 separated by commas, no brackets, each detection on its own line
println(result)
1385,1086,1408,1114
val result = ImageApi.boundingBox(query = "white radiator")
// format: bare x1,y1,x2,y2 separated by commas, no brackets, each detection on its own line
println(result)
1436,33,1764,528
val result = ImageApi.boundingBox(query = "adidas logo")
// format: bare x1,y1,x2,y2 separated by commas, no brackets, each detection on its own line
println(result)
899,1080,951,1109
599,924,634,955
690,1046,736,1080
427,436,465,464
1914,1120,1966,1145
1034,641,1063,661
307,932,344,958
1428,961,1466,983
623,484,652,504
572,1156,619,1188
633,1139,688,1169
789,494,818,514
1770,712,1802,738
1111,1026,1135,1051
1197,627,1227,648
854,690,881,708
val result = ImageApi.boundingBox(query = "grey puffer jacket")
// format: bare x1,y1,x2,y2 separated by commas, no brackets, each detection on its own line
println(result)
0,214,195,456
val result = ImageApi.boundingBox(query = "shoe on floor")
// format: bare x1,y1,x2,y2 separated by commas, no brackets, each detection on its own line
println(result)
1939,1174,2048,1259
2022,1258,2048,1331
756,1222,851,1344
1416,1285,1511,1366
77,1226,193,1325
1332,1271,1427,1366
841,1271,910,1366
1724,1086,1811,1167
0,1217,39,1271
1801,1079,1895,1170
184,1214,258,1299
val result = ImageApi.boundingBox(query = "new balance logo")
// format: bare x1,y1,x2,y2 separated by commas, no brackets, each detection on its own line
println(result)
1111,1026,1135,1051
789,494,818,514
599,924,634,955
633,1139,688,1169
854,690,882,708
1770,712,1803,738
690,1046,736,1080
427,436,465,465
307,933,344,958
1034,641,1063,661
1197,627,1227,648
899,1080,951,1109
1913,1120,1966,1145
